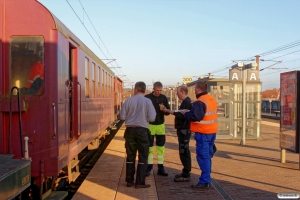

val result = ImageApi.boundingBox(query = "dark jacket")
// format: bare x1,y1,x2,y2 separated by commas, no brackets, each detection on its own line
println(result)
173,96,192,129
145,93,170,125
184,91,207,122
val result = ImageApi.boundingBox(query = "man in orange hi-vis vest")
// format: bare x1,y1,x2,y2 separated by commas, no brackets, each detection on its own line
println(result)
27,56,44,95
181,81,218,189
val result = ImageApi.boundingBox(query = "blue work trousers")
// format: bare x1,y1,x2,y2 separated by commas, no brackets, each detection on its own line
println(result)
194,132,216,184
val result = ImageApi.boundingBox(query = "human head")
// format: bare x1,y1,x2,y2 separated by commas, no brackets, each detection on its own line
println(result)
35,54,43,64
194,81,207,95
134,81,146,94
153,81,163,97
176,85,188,100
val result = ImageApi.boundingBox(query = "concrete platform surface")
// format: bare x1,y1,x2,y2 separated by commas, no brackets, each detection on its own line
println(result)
73,115,300,200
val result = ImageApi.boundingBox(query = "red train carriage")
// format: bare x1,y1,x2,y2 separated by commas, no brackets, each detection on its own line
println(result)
0,0,120,198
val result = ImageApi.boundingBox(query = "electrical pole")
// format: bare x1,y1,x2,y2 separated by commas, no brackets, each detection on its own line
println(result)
255,55,260,70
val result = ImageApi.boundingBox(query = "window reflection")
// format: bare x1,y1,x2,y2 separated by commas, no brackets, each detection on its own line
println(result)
10,36,44,96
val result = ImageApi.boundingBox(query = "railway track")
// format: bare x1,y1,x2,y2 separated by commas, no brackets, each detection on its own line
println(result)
63,120,124,200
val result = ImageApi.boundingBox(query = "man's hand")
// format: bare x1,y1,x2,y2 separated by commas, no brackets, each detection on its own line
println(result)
159,104,166,111
179,109,189,115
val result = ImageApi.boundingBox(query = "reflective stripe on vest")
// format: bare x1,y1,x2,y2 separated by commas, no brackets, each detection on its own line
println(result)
193,119,218,124
190,94,218,134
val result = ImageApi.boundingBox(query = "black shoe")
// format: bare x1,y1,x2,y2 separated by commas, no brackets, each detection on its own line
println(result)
145,171,150,176
157,170,168,176
175,173,190,178
191,183,209,189
126,182,135,187
135,184,151,188
174,176,190,182
174,174,183,178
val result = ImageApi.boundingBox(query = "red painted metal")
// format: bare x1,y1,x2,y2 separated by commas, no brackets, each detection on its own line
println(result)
0,0,120,190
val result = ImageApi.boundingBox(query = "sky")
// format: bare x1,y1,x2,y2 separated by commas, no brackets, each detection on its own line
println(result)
37,0,300,90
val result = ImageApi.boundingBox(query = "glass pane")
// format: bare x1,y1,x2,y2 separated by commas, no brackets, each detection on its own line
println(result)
91,62,95,81
234,120,258,139
98,66,100,83
85,58,89,79
85,58,89,97
234,83,242,101
247,102,258,119
10,36,44,96
246,84,260,101
210,85,230,100
217,103,230,118
217,121,230,136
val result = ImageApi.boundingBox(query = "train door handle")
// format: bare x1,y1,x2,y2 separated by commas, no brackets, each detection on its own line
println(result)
52,103,56,139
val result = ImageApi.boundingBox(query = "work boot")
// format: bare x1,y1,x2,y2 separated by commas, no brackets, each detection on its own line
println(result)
174,176,190,182
145,164,153,176
191,183,210,189
157,164,168,176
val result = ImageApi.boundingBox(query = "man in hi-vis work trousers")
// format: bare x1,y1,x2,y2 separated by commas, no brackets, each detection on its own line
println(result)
145,81,170,176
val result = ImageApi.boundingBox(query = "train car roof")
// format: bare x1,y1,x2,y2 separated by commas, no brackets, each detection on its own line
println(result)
49,11,114,75
114,76,123,82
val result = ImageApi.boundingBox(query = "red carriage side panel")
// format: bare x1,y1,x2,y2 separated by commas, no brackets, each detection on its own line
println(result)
0,0,59,178
0,1,4,152
1,0,116,187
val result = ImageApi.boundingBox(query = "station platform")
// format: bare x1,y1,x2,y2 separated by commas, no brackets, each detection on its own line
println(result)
72,115,300,200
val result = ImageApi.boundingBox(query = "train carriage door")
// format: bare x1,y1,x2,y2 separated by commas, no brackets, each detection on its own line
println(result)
68,44,78,140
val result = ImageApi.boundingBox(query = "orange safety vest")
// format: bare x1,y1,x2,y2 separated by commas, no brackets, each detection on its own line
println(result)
190,94,218,134
27,61,44,88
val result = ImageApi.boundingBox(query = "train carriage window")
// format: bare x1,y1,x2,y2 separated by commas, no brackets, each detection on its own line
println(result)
109,75,111,97
10,36,44,96
102,69,105,97
105,72,107,97
85,58,89,97
111,75,113,97
111,75,114,97
98,66,101,97
92,62,95,97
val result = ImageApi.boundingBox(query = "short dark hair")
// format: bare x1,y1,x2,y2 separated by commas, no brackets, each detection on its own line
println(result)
135,81,146,93
195,81,207,91
153,81,163,88
178,85,188,94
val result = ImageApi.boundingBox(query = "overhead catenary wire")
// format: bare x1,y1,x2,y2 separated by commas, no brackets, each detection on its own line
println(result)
257,40,300,57
65,0,131,83
65,0,107,58
204,40,300,80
